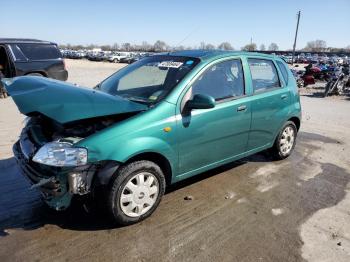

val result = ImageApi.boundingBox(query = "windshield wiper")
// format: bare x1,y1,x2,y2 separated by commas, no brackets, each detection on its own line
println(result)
120,94,150,105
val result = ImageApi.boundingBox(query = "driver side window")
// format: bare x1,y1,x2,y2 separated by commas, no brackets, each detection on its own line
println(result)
191,59,245,101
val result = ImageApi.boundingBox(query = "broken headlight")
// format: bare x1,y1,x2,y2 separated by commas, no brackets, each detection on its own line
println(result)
32,142,87,167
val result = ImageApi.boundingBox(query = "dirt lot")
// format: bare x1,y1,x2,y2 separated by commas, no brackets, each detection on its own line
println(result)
1,59,350,262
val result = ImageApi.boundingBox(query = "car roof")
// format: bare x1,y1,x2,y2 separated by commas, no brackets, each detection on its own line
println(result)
0,38,56,45
167,49,277,61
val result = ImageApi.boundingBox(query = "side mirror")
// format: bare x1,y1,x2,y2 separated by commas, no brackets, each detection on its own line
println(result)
186,94,215,110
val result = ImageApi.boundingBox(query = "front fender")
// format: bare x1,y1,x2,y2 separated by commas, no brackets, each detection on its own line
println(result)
77,101,178,176
80,134,177,170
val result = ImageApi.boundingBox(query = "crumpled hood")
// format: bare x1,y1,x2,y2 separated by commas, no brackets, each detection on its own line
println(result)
3,76,147,124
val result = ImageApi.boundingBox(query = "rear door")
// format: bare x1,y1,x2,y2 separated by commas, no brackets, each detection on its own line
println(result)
245,57,291,151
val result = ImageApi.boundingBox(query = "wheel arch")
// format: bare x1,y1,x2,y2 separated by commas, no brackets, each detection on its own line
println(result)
124,152,173,186
288,116,301,131
25,71,47,77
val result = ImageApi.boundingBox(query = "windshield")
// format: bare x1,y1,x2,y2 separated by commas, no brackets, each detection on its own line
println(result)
97,55,199,104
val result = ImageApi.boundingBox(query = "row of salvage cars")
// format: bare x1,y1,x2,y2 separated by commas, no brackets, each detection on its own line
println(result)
61,49,154,64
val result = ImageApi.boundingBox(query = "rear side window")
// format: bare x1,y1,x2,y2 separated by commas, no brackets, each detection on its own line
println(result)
191,59,245,101
276,61,289,85
9,44,27,61
15,44,62,60
248,58,281,93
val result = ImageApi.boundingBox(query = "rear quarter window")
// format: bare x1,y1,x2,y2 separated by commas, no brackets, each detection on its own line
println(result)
15,44,62,60
248,58,281,93
276,60,289,85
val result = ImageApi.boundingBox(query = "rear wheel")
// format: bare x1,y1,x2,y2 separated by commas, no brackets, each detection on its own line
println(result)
27,72,44,77
271,121,297,160
107,160,166,226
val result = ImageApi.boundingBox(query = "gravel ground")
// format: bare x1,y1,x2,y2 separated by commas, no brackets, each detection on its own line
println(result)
0,59,350,262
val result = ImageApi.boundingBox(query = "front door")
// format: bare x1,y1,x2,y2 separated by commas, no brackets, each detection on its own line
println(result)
177,59,251,176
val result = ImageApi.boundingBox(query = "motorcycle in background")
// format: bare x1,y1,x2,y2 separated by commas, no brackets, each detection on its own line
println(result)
324,64,350,97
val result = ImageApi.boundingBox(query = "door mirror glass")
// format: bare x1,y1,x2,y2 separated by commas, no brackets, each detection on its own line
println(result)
186,94,215,110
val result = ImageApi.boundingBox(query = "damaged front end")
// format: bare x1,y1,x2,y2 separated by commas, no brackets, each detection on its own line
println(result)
13,115,127,210
13,116,103,210
6,76,146,210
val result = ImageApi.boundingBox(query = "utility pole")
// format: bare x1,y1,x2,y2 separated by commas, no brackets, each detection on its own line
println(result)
292,11,301,65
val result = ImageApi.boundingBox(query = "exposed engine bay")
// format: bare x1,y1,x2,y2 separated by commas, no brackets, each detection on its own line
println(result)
27,112,139,143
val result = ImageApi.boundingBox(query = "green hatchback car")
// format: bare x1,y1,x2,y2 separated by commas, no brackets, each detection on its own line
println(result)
5,50,301,225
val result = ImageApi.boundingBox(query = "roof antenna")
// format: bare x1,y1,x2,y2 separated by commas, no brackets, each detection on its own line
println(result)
174,26,200,50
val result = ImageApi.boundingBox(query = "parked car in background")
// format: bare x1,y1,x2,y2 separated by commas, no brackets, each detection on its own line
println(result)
6,50,301,225
0,38,68,80
87,51,106,61
62,50,86,59
108,52,130,63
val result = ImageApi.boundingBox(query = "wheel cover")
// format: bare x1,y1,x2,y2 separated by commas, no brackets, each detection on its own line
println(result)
279,126,295,156
120,172,159,218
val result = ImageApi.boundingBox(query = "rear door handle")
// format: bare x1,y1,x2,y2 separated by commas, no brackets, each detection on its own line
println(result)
281,94,288,100
237,105,247,112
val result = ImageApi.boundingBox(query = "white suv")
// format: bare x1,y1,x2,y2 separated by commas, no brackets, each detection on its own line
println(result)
108,52,129,63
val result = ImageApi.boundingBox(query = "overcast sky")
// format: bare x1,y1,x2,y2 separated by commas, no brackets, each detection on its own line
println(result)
1,0,350,50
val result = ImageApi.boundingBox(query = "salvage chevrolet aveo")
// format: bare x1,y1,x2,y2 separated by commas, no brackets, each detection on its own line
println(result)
4,50,301,225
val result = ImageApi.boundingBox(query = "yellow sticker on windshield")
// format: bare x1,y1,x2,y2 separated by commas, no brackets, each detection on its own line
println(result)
149,95,158,100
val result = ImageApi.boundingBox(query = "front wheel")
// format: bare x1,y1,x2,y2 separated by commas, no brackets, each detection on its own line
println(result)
324,81,333,97
271,121,297,160
107,160,166,226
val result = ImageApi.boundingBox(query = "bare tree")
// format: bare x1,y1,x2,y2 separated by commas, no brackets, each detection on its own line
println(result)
140,41,152,51
112,43,119,51
87,44,98,50
174,45,185,51
122,43,131,51
205,43,215,50
100,45,112,51
218,42,234,50
153,40,167,52
268,43,279,51
241,43,257,51
259,44,266,51
304,40,327,52
199,42,206,49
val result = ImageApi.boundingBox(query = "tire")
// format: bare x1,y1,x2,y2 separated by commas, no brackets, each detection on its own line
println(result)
27,73,44,77
113,58,119,63
271,121,297,160
107,160,166,226
324,81,333,97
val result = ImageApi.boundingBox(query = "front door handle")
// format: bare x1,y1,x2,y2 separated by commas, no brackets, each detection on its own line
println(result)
281,94,288,100
237,105,247,112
